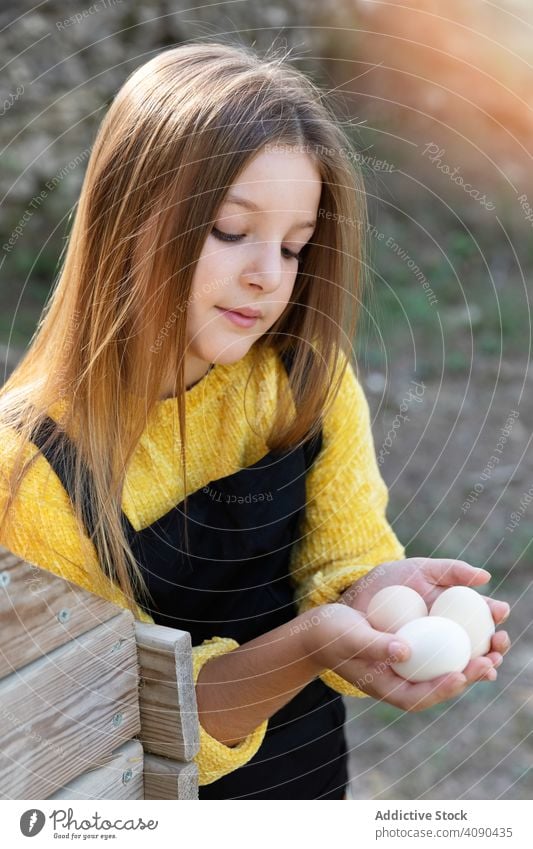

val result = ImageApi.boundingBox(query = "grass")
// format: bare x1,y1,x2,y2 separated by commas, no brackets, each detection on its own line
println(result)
355,206,531,368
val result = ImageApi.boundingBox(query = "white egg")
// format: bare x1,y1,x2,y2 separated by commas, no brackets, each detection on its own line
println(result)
390,616,471,682
367,585,428,632
429,586,495,659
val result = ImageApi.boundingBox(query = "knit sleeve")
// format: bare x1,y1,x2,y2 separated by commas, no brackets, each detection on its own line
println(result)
192,637,268,785
0,426,130,605
288,350,406,698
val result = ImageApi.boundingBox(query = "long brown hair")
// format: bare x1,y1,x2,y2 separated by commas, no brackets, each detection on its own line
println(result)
0,39,369,616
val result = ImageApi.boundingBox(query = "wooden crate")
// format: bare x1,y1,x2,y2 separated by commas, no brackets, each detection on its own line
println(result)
0,545,199,799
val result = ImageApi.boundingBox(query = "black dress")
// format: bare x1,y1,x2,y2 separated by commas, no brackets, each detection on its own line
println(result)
27,349,349,799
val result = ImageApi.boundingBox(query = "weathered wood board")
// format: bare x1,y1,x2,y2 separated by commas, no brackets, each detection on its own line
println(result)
50,739,144,800
135,622,199,762
0,609,140,799
0,545,129,680
144,752,198,800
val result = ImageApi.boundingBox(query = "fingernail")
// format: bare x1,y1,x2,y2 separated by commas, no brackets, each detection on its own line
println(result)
389,641,409,660
488,669,497,681
494,656,503,668
479,569,491,580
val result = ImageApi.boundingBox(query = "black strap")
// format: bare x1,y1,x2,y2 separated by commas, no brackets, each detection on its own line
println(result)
26,417,99,542
26,416,76,516
24,350,322,552
24,416,126,582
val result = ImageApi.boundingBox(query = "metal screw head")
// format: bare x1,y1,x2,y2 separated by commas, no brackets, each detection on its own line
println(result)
112,712,123,728
57,608,71,623
122,768,133,784
0,572,10,588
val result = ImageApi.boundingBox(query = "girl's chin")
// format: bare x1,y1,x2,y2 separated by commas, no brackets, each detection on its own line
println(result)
198,341,254,364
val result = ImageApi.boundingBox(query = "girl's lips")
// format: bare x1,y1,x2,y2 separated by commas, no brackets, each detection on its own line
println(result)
216,306,259,328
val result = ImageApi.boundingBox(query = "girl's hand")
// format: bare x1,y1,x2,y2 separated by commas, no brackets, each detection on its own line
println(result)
302,602,482,712
337,557,511,686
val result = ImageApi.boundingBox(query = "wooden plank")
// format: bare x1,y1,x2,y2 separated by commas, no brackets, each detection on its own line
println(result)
0,545,127,680
135,622,199,762
143,753,198,800
0,609,140,799
50,740,144,800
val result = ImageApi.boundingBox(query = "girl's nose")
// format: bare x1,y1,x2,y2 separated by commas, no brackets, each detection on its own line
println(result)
241,247,286,291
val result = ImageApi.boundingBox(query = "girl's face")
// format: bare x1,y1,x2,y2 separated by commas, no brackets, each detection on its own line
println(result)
183,146,322,388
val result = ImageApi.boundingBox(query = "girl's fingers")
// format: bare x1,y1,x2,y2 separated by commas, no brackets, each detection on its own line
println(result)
348,652,476,711
370,663,467,712
484,597,511,625
462,655,496,683
378,652,503,709
419,558,491,588
485,651,503,667
490,630,511,655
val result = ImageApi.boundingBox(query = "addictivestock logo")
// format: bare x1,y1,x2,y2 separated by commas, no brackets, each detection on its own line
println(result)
18,806,159,838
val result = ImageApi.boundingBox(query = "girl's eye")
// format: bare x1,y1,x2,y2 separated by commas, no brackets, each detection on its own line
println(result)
211,226,304,262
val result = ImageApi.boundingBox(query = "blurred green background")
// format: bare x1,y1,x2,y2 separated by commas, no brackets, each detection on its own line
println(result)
0,0,531,800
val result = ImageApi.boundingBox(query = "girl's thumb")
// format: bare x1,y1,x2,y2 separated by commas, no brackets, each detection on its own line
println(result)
330,605,411,664
386,638,411,664
354,624,410,663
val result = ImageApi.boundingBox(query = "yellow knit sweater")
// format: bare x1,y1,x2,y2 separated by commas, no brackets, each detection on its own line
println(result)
0,344,405,786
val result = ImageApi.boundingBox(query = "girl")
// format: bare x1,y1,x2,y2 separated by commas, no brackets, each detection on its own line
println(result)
0,40,510,800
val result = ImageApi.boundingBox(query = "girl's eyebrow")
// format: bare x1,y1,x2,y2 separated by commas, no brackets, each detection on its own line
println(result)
224,192,317,230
